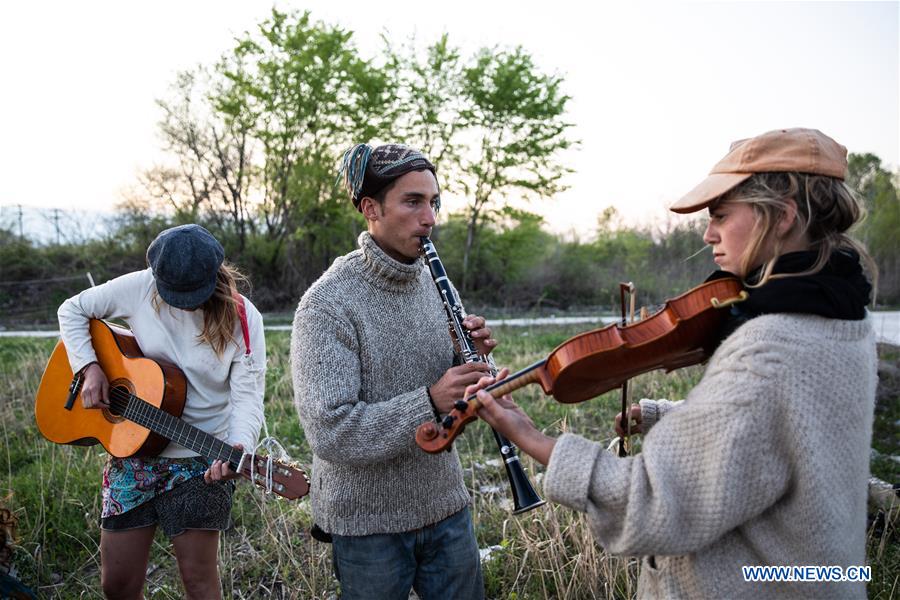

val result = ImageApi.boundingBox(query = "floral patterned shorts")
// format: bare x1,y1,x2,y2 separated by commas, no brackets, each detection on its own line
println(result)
100,456,233,537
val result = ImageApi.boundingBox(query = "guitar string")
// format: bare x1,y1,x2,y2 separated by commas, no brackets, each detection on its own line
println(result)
101,387,240,466
91,386,301,497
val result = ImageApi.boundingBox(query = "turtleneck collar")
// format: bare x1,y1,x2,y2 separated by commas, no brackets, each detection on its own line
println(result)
357,231,424,292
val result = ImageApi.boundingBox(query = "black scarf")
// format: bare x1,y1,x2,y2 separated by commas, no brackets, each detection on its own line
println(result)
706,249,872,349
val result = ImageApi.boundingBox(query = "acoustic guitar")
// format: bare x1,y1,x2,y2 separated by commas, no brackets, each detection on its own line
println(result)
35,319,309,500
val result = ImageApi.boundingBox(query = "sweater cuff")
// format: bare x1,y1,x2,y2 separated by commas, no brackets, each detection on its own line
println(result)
75,360,99,375
413,386,439,425
425,386,441,420
544,433,602,513
638,398,661,433
228,437,254,459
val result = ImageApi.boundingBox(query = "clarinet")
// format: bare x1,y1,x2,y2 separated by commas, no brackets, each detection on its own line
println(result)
421,236,545,514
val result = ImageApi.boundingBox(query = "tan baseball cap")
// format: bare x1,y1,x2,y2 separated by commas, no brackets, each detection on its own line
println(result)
670,128,848,214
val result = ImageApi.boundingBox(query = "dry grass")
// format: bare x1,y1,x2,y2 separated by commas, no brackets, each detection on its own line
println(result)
1,329,897,599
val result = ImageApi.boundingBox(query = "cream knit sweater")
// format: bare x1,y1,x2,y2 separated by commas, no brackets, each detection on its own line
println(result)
291,232,470,536
544,313,876,599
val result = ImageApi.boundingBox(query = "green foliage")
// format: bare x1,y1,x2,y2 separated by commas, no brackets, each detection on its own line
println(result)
0,232,151,326
382,37,577,292
459,46,574,200
848,153,900,304
220,9,391,292
455,46,576,291
425,206,714,312
382,34,464,175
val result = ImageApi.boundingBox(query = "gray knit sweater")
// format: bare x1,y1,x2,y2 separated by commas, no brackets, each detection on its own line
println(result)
544,313,876,599
291,232,470,536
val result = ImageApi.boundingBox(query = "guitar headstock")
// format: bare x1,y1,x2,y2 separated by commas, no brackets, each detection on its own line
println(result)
239,454,310,500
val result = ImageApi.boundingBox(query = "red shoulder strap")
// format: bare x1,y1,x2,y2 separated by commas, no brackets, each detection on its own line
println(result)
234,293,251,356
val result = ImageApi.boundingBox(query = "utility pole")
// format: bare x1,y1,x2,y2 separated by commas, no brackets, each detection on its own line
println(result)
16,204,23,239
52,208,61,245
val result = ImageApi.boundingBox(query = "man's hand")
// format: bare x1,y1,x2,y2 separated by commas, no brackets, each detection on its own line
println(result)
80,363,110,409
205,444,243,483
463,315,498,356
429,363,492,414
469,369,556,466
614,404,643,437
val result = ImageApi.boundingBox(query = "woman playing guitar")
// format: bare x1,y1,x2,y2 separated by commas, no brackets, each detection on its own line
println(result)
56,224,266,600
469,129,877,599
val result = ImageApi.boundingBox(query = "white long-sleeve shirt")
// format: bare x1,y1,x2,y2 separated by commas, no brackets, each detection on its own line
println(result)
57,268,266,458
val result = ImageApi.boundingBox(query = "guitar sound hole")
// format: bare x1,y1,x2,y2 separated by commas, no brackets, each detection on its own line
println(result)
102,383,131,423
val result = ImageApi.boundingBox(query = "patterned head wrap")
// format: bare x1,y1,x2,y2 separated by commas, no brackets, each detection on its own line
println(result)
337,143,438,211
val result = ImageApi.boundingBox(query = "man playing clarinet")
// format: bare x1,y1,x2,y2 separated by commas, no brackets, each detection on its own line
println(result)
291,143,496,600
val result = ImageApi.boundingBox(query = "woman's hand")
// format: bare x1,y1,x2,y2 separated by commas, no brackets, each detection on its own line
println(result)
468,368,556,466
204,444,243,483
614,404,643,437
80,363,110,409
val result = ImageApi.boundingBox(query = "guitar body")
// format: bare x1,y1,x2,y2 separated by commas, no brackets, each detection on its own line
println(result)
35,319,186,457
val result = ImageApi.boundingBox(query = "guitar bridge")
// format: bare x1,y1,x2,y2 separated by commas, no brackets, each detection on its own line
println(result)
65,373,85,411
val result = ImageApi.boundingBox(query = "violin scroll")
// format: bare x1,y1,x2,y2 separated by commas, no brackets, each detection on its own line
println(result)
416,360,549,454
415,400,480,452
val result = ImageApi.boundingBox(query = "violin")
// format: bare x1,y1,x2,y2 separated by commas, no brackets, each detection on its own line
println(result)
415,276,747,453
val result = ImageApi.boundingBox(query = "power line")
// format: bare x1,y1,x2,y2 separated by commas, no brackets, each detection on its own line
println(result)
52,208,60,245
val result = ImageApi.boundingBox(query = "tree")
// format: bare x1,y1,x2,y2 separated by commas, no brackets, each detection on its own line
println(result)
383,34,464,176
150,67,255,250
456,46,576,291
847,153,900,303
221,9,394,293
143,9,398,302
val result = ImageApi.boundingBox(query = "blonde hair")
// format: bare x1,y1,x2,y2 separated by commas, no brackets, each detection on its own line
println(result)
717,172,877,291
197,263,249,356
152,262,250,356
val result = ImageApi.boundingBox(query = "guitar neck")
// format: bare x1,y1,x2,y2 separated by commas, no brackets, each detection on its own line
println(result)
121,394,242,468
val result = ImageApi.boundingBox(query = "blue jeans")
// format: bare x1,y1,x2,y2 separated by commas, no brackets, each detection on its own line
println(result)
331,506,484,600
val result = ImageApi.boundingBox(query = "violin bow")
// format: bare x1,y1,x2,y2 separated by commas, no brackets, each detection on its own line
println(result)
618,282,636,457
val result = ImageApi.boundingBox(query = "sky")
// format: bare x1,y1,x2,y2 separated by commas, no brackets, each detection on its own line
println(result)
0,1,897,239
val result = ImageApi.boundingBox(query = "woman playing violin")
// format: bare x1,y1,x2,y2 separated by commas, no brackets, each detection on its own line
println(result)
471,129,877,599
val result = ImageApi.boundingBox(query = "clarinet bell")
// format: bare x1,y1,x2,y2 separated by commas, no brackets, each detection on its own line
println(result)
504,455,546,514
511,475,546,514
